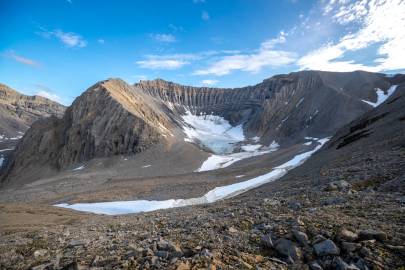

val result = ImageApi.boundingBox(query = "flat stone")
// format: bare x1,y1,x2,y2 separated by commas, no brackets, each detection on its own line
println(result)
358,230,387,242
67,239,87,247
313,239,340,256
341,242,361,253
155,250,170,259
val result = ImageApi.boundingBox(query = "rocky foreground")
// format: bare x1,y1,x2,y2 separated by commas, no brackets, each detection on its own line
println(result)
0,178,404,270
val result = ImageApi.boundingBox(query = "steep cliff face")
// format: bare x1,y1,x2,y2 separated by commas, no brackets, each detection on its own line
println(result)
138,71,397,144
0,83,66,137
136,79,265,125
1,79,173,184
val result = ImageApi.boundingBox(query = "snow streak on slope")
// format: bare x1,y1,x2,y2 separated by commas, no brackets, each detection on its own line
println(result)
198,141,279,172
362,85,398,107
182,110,244,154
55,138,329,215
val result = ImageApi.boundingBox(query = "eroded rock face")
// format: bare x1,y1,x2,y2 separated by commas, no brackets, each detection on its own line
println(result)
0,83,66,137
1,79,173,185
138,71,395,145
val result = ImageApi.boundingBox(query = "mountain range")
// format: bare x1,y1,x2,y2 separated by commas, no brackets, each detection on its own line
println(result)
0,70,404,269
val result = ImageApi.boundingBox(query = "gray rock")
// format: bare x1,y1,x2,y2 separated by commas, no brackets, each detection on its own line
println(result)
33,249,48,259
313,239,340,256
200,248,213,258
293,230,309,246
155,250,169,259
321,197,347,206
312,234,326,245
334,257,360,270
288,201,302,210
260,234,274,248
274,238,302,261
341,242,361,252
358,230,387,242
67,239,87,247
339,228,358,242
309,261,323,270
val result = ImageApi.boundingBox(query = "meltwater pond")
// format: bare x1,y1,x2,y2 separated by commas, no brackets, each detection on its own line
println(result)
55,138,329,215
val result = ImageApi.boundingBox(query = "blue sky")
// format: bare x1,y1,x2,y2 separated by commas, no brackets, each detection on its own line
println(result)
0,0,404,105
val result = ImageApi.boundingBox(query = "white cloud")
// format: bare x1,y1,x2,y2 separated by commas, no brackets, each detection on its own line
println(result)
38,28,87,48
135,51,243,71
6,50,40,67
137,59,189,70
194,34,296,76
299,0,405,72
201,11,210,20
36,90,63,103
150,33,176,43
54,30,87,47
201,79,218,86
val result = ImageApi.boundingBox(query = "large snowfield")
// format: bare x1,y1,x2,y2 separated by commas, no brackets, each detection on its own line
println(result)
181,110,280,171
55,138,329,215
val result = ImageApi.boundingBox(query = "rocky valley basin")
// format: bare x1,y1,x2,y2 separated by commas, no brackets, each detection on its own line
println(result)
1,1,405,268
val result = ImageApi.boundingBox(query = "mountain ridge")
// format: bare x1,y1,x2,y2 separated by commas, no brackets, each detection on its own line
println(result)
2,70,404,187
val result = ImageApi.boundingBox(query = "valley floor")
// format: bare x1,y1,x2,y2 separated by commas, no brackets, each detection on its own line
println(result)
0,142,404,269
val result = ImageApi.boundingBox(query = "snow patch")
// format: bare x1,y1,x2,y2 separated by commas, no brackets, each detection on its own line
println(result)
236,175,245,178
182,110,244,154
296,98,304,107
142,165,151,168
55,138,329,215
73,165,85,171
198,141,279,172
241,144,262,152
361,85,398,107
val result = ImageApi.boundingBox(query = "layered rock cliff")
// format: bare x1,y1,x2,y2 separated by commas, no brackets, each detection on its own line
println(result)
0,83,66,137
1,79,173,184
138,71,398,144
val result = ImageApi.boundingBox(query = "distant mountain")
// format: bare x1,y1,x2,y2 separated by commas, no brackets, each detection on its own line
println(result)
2,70,404,186
0,83,66,137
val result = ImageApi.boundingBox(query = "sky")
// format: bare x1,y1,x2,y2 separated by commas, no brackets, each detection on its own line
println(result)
0,0,404,105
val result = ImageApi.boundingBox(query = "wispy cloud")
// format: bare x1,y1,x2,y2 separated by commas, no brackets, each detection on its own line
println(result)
37,27,87,48
136,55,189,69
34,84,64,104
5,50,40,67
193,0,205,3
150,33,176,43
97,39,105,44
201,11,210,20
194,33,296,76
298,0,405,72
201,79,218,86
136,51,243,70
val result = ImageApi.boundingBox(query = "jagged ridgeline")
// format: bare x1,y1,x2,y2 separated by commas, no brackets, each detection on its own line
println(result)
1,70,403,185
